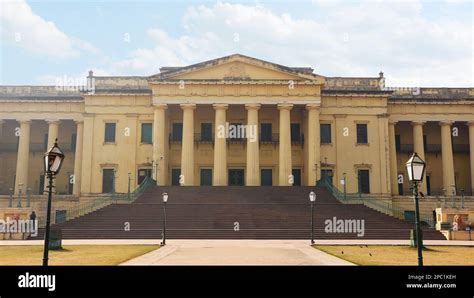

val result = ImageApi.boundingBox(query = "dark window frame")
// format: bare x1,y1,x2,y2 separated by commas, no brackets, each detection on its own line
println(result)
356,123,368,144
320,123,332,144
141,123,153,144
104,123,116,143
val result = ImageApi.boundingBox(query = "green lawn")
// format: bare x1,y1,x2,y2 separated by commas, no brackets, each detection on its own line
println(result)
0,245,159,265
316,245,474,266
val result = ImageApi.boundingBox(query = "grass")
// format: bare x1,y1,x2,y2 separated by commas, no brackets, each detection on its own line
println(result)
0,245,159,266
315,245,474,266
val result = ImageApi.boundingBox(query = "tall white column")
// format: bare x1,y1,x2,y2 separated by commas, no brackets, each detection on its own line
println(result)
468,121,474,195
306,104,320,186
388,121,398,195
213,104,228,186
73,121,84,196
245,104,260,186
14,120,31,195
180,104,196,186
278,103,293,186
153,104,168,185
412,121,427,194
440,121,456,195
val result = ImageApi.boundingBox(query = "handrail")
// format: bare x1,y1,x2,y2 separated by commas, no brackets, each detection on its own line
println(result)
320,178,435,227
37,176,156,228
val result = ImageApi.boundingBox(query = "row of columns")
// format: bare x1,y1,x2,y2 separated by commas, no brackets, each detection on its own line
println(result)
8,119,84,195
388,120,474,195
153,103,321,186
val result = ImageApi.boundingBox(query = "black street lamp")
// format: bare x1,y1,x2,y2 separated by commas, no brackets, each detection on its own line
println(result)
309,191,316,245
43,139,65,266
406,152,426,267
161,192,168,246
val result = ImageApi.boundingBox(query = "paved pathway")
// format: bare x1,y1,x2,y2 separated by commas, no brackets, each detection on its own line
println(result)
120,240,353,265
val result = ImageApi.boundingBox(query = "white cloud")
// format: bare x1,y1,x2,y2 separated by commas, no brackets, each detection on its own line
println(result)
109,1,472,86
0,0,97,58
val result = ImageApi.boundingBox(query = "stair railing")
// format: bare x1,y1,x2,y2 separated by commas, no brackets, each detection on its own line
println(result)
319,178,435,227
37,176,156,228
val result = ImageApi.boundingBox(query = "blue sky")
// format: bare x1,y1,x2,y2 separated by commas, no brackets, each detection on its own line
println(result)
1,0,473,86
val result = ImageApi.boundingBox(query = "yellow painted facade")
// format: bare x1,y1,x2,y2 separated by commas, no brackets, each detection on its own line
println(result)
0,54,473,198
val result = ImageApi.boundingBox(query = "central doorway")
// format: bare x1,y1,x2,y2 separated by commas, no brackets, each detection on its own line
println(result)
228,169,245,186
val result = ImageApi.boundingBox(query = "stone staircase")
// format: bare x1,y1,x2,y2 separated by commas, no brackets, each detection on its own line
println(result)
31,186,445,240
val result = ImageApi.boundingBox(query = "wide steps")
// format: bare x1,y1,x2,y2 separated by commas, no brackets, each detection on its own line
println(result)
30,186,446,240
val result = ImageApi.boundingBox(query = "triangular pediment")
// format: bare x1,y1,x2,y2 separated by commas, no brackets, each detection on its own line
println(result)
149,54,325,83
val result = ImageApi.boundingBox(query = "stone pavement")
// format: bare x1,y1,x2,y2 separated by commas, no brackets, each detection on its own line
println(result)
120,240,354,265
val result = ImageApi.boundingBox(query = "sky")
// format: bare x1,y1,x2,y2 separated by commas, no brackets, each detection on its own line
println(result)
0,0,473,87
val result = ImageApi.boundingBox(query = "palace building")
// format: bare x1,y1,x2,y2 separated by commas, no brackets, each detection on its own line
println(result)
1,54,473,199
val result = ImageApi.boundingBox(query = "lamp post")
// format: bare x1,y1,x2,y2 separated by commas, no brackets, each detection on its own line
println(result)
42,139,65,266
406,152,426,267
309,191,316,245
161,192,168,246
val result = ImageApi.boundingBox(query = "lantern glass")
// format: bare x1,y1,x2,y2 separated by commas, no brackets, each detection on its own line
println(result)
406,153,425,182
162,193,168,203
309,191,316,202
44,140,65,175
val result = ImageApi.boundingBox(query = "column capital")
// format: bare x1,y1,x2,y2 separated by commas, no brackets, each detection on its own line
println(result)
74,120,84,125
0,119,5,125
277,103,293,110
45,119,60,124
154,104,168,110
305,103,320,110
411,121,426,126
180,103,196,110
16,119,31,124
245,103,261,110
467,121,474,126
212,103,228,110
439,120,454,126
388,120,398,125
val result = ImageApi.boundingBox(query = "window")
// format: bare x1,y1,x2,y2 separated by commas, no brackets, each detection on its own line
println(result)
201,123,212,141
200,169,212,186
320,124,331,144
358,170,370,194
140,123,152,144
356,124,368,144
172,123,183,142
291,123,301,142
261,169,272,186
104,123,116,143
260,123,272,142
